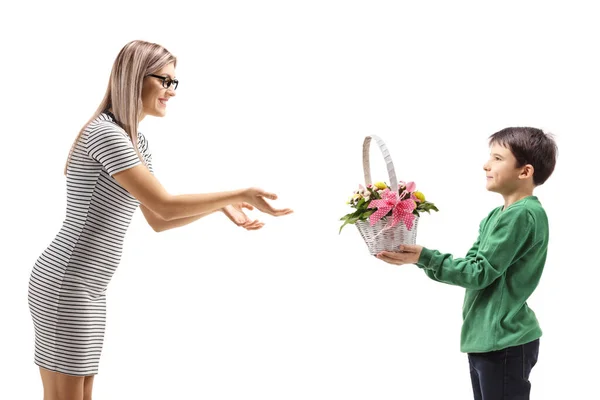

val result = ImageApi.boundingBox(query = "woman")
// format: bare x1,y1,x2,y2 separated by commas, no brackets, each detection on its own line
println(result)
27,40,293,400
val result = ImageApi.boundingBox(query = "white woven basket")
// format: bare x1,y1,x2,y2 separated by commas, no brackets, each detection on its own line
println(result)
356,135,419,255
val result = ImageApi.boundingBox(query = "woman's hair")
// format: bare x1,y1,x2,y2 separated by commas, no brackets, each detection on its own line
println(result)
64,40,177,174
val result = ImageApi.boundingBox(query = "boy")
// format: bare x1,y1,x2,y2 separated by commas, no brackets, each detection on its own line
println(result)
376,127,557,400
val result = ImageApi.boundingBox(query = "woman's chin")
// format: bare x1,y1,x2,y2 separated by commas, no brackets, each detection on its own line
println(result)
152,108,167,118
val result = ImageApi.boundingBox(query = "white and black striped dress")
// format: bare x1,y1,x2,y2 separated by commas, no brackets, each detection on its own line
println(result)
28,112,153,376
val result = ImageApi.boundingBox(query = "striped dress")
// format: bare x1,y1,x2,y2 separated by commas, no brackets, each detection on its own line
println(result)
28,112,153,376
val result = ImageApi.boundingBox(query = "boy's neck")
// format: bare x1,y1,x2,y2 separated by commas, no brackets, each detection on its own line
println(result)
502,188,535,210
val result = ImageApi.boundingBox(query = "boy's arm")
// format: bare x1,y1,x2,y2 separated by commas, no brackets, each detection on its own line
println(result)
417,208,535,290
422,235,480,283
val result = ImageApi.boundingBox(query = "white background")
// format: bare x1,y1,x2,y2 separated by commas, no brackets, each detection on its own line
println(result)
1,1,599,399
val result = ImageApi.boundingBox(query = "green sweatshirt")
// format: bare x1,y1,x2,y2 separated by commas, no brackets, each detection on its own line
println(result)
416,196,548,353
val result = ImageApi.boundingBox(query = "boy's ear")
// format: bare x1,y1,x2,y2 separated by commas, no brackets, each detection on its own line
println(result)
519,164,535,180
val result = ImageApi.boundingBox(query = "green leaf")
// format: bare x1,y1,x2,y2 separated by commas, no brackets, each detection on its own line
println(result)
339,203,378,233
339,212,354,221
339,215,362,234
339,220,351,234
350,209,363,218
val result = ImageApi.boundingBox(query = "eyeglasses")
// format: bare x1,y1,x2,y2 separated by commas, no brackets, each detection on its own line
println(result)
146,74,179,91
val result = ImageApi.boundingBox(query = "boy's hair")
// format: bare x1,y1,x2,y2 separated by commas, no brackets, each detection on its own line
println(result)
489,127,558,186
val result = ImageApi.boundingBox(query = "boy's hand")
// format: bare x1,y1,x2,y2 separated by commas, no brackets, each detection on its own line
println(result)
376,245,423,265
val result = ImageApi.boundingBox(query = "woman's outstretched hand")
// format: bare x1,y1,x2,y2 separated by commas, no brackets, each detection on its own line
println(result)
222,203,265,230
243,187,294,217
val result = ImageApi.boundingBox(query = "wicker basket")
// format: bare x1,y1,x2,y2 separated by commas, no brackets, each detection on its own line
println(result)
355,135,419,255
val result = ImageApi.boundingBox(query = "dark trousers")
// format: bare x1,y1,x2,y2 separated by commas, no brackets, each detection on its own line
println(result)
468,339,539,400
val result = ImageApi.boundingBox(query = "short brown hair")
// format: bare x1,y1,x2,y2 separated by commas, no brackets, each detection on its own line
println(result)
489,127,558,186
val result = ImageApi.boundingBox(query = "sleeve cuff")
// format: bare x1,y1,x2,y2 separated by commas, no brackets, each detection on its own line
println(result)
417,247,435,270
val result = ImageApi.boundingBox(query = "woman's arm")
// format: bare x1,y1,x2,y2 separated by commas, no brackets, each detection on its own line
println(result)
140,204,219,232
112,164,291,220
86,124,292,221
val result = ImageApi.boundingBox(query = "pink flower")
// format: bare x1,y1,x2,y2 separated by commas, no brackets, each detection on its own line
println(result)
397,181,417,200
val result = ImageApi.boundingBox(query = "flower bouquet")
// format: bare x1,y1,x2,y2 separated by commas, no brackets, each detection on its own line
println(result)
339,180,438,233
340,135,439,255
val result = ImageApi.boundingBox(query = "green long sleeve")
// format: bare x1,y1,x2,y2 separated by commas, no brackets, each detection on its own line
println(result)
415,196,548,353
423,229,482,284
418,207,535,289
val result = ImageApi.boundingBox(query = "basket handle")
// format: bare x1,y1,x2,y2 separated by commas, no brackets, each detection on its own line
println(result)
362,135,398,193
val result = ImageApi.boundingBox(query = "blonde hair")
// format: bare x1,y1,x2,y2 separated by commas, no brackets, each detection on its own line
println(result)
64,40,177,175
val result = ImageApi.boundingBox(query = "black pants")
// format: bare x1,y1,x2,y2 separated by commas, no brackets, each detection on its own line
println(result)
468,339,539,400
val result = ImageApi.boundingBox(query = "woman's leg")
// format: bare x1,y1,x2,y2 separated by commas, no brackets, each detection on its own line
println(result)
39,367,56,400
83,375,95,400
39,367,87,400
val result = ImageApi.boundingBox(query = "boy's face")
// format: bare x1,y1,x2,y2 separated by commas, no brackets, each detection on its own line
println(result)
483,143,525,194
